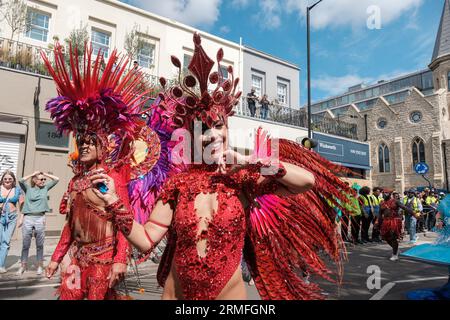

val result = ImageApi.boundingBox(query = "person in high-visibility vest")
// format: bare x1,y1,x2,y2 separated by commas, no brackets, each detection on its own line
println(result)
426,192,439,231
359,186,374,243
403,188,421,244
340,183,362,244
371,187,383,242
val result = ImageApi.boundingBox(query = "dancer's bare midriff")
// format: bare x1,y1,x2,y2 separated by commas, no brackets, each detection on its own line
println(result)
70,189,114,244
162,263,247,300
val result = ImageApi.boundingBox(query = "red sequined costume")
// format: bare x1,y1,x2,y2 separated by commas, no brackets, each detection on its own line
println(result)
51,168,130,300
156,165,276,300
41,39,156,299
380,198,403,240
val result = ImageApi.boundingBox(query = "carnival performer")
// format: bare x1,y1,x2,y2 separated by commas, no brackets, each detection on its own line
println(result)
41,42,165,300
380,191,414,261
92,33,354,300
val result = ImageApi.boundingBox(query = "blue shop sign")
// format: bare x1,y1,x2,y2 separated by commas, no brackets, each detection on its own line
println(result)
313,132,370,170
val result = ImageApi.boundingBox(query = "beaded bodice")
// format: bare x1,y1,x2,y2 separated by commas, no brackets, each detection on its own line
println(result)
159,165,261,300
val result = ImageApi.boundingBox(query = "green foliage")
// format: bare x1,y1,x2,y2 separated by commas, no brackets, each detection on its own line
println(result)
64,24,89,58
124,24,146,66
0,0,30,40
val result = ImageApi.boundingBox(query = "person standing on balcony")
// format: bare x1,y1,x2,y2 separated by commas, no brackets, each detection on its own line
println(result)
17,171,59,276
246,88,258,117
259,94,270,120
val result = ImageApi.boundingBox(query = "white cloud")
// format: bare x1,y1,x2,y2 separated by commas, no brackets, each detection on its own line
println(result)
235,0,424,30
219,25,231,34
285,0,424,30
231,0,250,8
253,0,282,30
312,74,373,96
128,0,222,27
313,69,416,97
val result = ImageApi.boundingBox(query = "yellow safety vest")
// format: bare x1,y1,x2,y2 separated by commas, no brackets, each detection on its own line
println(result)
360,195,372,206
403,197,419,212
425,196,437,205
370,195,381,206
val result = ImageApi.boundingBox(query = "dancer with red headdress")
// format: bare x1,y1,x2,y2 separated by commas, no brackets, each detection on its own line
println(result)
41,43,173,299
92,33,354,300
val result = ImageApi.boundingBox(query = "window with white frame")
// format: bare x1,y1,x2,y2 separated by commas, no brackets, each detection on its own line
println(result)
137,42,155,69
183,54,192,73
277,82,288,105
91,29,111,58
251,75,262,97
25,9,50,42
220,65,229,80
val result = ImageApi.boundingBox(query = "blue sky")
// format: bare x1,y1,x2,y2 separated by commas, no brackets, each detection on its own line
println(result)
120,0,442,105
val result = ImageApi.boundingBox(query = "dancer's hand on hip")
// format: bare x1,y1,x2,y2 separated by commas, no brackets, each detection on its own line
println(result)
108,263,127,288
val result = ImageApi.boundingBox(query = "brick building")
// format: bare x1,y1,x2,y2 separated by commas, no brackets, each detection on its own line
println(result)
310,0,450,193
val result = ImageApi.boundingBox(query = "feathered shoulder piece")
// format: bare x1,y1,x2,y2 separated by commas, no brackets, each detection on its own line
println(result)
41,43,149,139
156,33,242,130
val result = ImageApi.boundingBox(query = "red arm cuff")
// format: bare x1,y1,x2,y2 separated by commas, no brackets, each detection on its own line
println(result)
51,223,72,264
113,231,130,264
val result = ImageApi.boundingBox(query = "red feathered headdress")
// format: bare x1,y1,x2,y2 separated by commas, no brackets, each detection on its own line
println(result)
156,33,242,130
41,43,150,168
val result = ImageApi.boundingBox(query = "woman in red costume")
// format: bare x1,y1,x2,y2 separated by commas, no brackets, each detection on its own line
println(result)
40,43,153,300
380,191,414,262
92,33,354,300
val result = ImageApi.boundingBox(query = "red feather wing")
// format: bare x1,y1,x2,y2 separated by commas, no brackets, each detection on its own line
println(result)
244,136,354,300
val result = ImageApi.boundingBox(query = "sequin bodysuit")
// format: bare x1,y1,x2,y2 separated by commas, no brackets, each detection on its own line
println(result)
157,165,271,300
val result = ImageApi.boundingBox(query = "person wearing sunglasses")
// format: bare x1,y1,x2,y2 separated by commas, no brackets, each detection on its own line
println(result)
17,171,59,275
0,170,24,273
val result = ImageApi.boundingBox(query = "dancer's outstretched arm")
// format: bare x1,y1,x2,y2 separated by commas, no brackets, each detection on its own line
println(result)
120,200,174,253
89,169,173,253
222,150,315,196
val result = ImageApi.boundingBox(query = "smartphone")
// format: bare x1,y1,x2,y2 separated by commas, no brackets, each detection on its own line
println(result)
96,182,109,194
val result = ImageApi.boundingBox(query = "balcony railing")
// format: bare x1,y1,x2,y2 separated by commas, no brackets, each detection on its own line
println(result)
235,99,358,140
0,37,53,76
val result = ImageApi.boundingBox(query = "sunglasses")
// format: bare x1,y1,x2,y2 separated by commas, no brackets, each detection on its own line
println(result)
37,178,46,181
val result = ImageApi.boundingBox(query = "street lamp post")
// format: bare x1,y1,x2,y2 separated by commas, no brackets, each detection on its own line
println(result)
307,0,323,139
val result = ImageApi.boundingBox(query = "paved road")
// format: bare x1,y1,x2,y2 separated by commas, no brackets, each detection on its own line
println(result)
0,233,447,300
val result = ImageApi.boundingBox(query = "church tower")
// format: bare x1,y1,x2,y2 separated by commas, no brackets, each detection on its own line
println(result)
430,0,450,94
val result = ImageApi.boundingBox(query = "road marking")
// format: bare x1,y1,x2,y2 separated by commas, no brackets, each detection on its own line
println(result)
394,276,448,284
0,283,59,291
370,276,449,300
370,282,396,300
